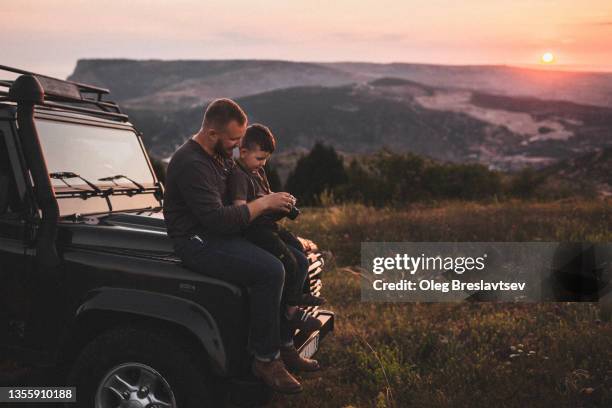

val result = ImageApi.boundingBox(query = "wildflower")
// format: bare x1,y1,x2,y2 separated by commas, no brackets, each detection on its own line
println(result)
580,387,594,395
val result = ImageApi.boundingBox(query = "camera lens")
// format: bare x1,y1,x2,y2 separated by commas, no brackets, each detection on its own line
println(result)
287,206,300,220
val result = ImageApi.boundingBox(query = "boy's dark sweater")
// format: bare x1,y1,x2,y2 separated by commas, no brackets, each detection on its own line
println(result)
226,159,285,229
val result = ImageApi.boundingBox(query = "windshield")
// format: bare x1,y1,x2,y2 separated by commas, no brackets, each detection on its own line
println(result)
35,119,155,189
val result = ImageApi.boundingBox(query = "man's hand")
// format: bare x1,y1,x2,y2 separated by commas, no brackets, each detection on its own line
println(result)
247,192,295,221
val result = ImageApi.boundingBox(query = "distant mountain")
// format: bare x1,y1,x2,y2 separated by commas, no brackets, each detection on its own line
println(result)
67,59,612,173
126,81,497,160
126,79,612,171
323,62,612,108
413,86,612,168
68,59,357,110
69,59,612,110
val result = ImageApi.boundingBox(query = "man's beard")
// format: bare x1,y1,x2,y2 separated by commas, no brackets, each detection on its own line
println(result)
214,139,232,158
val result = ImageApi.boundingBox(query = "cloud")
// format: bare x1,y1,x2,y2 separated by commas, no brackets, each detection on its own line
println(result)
328,32,410,43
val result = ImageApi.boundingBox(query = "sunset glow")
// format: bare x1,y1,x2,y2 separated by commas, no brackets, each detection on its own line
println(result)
541,52,555,64
2,0,612,78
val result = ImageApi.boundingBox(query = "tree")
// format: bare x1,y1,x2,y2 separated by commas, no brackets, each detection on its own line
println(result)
285,142,348,206
264,162,282,192
424,163,502,200
509,167,546,198
339,151,503,205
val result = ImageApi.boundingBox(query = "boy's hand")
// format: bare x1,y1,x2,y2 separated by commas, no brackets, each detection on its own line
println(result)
246,192,294,221
261,192,294,212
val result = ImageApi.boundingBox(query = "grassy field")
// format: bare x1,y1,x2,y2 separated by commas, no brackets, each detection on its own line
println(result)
272,199,612,407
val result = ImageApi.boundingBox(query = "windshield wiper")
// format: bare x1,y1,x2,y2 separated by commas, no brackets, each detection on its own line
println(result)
50,171,103,194
50,171,114,212
98,174,144,192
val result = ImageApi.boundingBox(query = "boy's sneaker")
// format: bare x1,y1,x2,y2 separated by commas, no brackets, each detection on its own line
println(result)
288,308,322,333
281,345,321,372
252,358,303,394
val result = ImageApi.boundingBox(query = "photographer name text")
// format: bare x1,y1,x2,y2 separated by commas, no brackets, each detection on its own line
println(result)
372,279,526,292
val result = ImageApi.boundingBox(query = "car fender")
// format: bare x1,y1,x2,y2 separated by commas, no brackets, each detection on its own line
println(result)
75,287,228,375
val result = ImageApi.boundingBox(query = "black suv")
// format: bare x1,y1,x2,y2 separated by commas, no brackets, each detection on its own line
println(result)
0,65,334,407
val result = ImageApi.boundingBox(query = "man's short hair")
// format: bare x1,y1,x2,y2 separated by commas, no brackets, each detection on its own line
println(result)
242,124,276,153
202,98,247,130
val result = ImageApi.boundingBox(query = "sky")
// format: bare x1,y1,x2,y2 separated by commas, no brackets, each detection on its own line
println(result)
3,0,612,78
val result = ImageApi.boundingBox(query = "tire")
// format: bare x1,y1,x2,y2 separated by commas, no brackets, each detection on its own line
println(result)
67,325,215,408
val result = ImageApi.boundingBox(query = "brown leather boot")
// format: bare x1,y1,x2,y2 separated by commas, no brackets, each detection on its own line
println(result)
281,345,321,372
252,358,303,394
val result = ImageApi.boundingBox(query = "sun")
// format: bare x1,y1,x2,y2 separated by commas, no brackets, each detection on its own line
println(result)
541,52,555,64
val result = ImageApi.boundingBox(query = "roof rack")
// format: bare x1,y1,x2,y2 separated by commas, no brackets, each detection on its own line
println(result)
0,64,128,122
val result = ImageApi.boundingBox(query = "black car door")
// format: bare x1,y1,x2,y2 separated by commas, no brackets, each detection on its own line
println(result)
0,120,31,350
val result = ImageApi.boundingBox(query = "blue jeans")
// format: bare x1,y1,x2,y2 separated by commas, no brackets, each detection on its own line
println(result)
174,235,286,361
244,225,309,305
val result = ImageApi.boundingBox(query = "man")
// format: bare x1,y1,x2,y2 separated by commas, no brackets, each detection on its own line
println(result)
163,98,310,394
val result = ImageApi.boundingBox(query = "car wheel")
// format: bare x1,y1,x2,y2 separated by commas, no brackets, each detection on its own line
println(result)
67,325,214,408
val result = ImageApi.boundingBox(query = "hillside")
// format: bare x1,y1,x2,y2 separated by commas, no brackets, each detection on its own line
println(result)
277,201,612,407
69,59,612,110
126,79,612,172
67,59,612,175
541,147,612,196
323,62,612,108
127,82,506,161
68,59,357,110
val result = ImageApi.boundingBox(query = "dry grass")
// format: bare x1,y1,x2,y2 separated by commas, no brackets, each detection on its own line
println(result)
272,199,612,407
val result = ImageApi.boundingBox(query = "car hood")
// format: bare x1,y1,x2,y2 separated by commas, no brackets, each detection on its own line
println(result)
59,212,176,257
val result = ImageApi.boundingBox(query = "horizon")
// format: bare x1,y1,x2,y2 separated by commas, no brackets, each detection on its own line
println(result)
4,0,612,79
9,58,612,84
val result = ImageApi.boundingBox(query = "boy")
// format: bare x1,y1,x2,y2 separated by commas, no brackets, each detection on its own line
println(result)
228,124,325,329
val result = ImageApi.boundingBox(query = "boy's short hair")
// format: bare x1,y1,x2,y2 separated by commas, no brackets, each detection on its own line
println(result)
242,124,276,153
202,98,247,130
